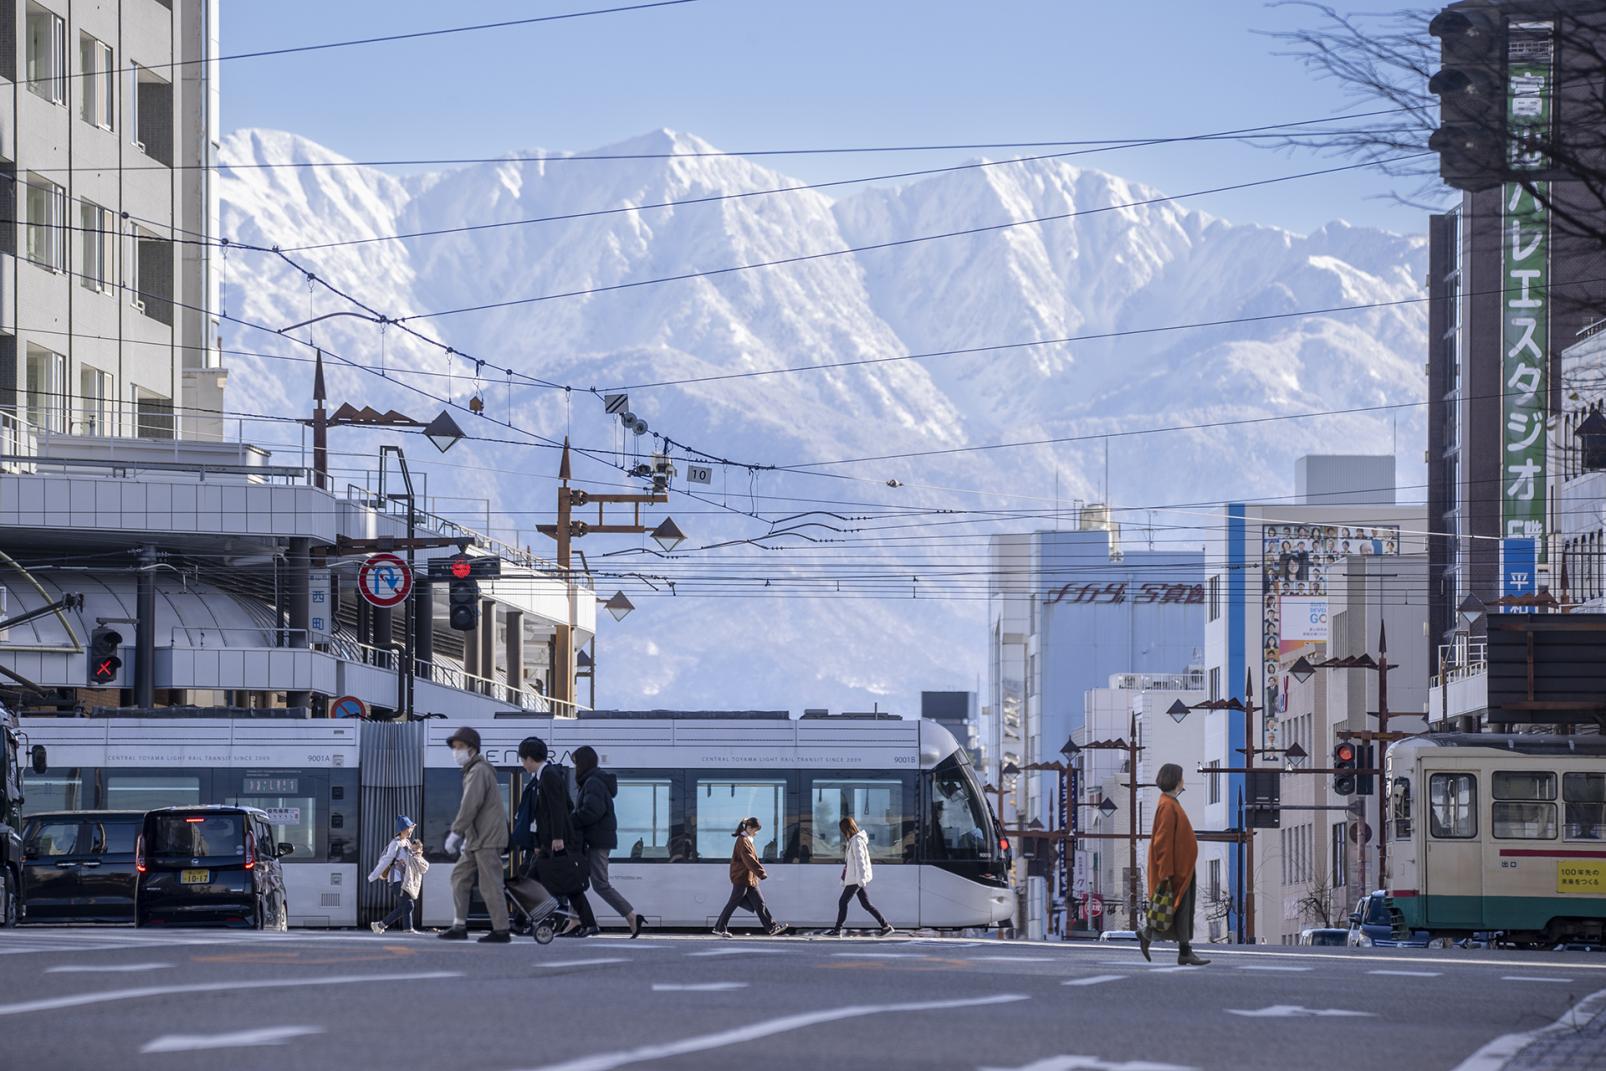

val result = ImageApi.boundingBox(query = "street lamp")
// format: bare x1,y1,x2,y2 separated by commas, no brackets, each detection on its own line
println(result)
1458,593,1486,630
650,518,687,552
423,411,466,453
604,591,635,622
1166,699,1191,724
1289,655,1316,684
1285,742,1309,769
1097,796,1117,817
1059,737,1081,759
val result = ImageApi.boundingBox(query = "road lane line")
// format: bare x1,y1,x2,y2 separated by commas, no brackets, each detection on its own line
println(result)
1500,975,1574,983
0,971,462,1017
1235,965,1312,972
651,982,749,991
46,963,172,973
830,952,926,959
1451,987,1606,1071
968,956,1058,963
141,1026,323,1053
1368,969,1441,978
687,947,785,957
516,993,1029,1071
538,958,630,970
1061,974,1127,987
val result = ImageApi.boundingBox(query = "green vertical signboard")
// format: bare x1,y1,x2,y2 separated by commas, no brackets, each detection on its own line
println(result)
1501,20,1553,553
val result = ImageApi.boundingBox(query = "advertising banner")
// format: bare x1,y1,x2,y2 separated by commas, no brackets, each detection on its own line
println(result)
1501,537,1538,612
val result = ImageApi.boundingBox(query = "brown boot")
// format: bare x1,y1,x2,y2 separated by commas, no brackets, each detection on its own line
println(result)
1177,950,1211,966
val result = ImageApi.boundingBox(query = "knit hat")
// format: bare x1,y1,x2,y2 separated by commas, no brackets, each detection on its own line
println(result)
395,815,415,834
445,726,481,751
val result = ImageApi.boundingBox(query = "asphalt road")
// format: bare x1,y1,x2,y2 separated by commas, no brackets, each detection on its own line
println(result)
1,928,1603,1071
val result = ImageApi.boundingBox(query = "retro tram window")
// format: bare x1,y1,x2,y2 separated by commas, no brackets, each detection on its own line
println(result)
1563,772,1605,841
1492,771,1558,840
1428,773,1477,839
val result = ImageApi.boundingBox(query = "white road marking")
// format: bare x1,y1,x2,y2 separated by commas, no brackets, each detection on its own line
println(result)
1500,975,1574,983
831,952,926,959
0,971,461,1017
517,993,1029,1071
538,958,630,970
46,963,171,974
1226,1006,1375,1019
687,947,784,957
969,956,1058,963
1368,969,1442,978
1061,975,1128,987
141,1026,323,1054
651,982,749,992
1451,987,1606,1071
1235,965,1312,972
979,1056,1198,1071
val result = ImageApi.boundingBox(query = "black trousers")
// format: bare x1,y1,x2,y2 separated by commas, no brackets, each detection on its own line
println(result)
378,891,416,931
1174,874,1197,954
715,882,774,930
834,884,888,929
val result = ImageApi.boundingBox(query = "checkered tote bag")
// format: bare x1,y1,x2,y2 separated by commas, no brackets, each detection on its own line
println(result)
1145,879,1176,935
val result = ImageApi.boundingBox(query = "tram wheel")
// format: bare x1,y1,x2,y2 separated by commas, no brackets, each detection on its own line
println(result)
533,921,555,944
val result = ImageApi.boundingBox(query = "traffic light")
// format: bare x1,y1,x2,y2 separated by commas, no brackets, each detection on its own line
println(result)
448,570,479,632
88,626,122,685
1332,741,1358,795
1356,743,1376,797
1428,2,1506,191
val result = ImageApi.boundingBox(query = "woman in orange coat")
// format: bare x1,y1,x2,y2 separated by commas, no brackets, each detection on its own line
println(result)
1140,763,1209,966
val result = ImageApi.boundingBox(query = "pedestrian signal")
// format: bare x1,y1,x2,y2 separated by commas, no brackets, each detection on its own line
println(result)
89,626,123,684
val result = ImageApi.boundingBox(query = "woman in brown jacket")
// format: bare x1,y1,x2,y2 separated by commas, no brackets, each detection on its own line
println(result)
1140,763,1209,966
712,817,787,937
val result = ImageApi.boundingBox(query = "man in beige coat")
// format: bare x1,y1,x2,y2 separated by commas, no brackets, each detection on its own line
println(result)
438,726,512,943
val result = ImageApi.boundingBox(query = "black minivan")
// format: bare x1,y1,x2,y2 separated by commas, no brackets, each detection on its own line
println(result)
135,806,292,929
19,811,143,924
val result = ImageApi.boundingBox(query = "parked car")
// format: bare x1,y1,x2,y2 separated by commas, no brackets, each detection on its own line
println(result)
135,806,292,929
1347,890,1431,948
19,811,143,924
1299,927,1349,947
1552,943,1605,953
1097,929,1142,943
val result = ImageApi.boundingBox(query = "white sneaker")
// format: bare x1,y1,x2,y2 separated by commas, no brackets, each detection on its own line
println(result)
713,928,732,938
370,922,385,934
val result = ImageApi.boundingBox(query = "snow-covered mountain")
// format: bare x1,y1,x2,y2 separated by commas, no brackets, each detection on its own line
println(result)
216,128,1428,713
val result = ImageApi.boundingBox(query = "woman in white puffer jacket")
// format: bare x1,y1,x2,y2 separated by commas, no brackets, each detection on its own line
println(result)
825,817,893,937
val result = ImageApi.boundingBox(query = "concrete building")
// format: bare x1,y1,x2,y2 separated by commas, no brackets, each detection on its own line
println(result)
0,435,592,720
1,0,224,445
984,511,1204,938
921,690,977,758
1073,671,1207,939
1555,326,1606,611
1201,457,1427,942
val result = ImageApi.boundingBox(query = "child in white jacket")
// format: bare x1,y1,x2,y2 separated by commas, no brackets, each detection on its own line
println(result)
825,817,893,937
368,815,429,934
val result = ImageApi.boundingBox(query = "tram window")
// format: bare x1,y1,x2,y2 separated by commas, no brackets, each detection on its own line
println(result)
421,768,514,864
1428,773,1477,839
105,772,203,811
925,760,993,861
615,777,673,861
808,778,906,862
228,793,319,859
19,767,91,816
1390,778,1412,840
1563,773,1605,840
694,777,786,862
1492,770,1558,840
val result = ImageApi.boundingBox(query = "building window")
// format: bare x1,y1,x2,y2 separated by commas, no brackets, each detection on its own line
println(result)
24,344,67,433
78,33,114,129
1206,759,1221,805
24,174,66,271
133,389,174,440
1331,821,1348,887
130,227,174,325
24,3,66,105
80,200,114,293
79,365,112,435
1208,667,1221,702
130,62,174,166
1207,575,1221,621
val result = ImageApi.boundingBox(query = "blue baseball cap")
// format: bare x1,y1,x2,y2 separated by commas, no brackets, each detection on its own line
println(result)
395,815,415,834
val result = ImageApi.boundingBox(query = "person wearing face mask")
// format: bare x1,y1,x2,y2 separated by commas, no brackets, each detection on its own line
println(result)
1139,763,1208,966
439,726,512,943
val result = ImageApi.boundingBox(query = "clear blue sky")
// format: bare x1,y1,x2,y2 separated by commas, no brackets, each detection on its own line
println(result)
220,0,1437,236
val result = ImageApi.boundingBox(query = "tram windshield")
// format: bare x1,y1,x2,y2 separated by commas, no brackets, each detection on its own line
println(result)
924,754,999,862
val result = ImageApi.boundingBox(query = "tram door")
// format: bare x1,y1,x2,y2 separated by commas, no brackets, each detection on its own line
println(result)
1423,769,1483,929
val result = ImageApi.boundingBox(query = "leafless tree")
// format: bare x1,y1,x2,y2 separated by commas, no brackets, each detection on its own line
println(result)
1296,873,1346,928
1264,2,1606,260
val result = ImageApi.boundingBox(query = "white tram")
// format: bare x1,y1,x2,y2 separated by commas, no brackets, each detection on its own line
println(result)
20,711,1013,931
1386,733,1606,946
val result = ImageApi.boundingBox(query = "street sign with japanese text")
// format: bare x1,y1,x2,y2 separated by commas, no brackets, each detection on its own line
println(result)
308,569,332,644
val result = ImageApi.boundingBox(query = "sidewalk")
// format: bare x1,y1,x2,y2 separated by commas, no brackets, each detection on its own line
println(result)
1456,986,1606,1071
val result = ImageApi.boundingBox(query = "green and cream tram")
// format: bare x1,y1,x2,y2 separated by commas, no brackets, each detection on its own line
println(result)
1386,733,1606,946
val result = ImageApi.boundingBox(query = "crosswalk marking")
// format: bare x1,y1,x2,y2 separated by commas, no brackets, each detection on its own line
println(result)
1500,976,1573,983
1368,969,1441,978
1061,974,1127,987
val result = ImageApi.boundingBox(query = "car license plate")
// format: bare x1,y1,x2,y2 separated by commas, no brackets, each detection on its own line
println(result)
181,869,209,885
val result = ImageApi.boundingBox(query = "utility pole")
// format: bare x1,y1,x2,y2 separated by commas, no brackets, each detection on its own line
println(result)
1377,622,1390,892
1126,713,1140,927
1243,670,1257,945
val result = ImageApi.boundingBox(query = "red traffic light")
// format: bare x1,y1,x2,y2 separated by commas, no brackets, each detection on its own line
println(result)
449,557,472,580
1335,742,1357,764
92,658,120,682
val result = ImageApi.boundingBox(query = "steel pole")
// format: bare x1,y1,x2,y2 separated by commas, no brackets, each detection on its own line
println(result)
1243,676,1257,944
1377,625,1389,893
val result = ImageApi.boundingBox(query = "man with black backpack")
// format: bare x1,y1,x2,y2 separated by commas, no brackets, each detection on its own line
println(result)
572,745,645,938
512,737,597,938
